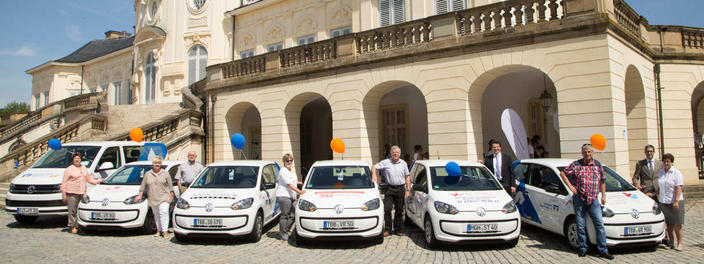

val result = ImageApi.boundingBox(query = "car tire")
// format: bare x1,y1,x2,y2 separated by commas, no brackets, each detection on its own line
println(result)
373,232,385,244
141,210,157,235
174,232,189,242
248,212,263,242
506,237,519,248
424,216,439,249
564,218,580,250
13,215,38,224
294,229,307,245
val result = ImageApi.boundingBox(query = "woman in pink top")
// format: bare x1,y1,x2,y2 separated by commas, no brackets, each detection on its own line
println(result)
61,152,104,234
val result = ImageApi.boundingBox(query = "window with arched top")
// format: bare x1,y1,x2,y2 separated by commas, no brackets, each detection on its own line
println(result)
188,45,208,86
145,53,156,104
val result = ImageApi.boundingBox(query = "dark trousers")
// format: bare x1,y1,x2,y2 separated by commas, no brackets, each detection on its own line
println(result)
383,185,405,233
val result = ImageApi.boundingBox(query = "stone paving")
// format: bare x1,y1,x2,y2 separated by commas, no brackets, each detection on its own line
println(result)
0,200,702,264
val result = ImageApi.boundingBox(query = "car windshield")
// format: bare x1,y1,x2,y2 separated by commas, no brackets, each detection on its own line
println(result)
103,165,167,185
430,166,503,191
190,166,259,188
32,146,101,169
557,166,637,192
306,165,374,189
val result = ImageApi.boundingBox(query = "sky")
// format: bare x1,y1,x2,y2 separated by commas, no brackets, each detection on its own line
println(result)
0,0,703,108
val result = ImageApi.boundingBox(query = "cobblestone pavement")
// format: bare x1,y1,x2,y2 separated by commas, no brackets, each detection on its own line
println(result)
1,200,702,264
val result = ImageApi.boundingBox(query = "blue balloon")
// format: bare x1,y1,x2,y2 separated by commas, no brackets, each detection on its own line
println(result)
445,161,461,177
230,133,245,150
48,138,62,150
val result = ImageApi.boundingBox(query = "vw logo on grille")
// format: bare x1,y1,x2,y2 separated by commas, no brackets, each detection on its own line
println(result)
335,204,344,214
27,185,36,194
205,203,214,212
476,207,486,217
631,208,640,219
101,198,110,206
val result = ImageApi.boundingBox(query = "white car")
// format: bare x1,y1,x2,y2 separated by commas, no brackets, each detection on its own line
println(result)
77,160,183,233
294,160,384,243
513,159,666,249
172,161,280,242
5,141,144,224
405,160,520,248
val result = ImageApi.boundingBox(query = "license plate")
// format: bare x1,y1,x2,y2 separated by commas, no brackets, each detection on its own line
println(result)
194,218,223,227
17,208,38,215
90,212,116,220
467,223,498,233
323,220,355,230
624,225,652,236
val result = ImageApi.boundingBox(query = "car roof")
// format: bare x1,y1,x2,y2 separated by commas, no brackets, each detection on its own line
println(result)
518,158,574,167
123,160,185,166
62,141,144,147
311,160,371,167
207,160,276,167
414,159,486,167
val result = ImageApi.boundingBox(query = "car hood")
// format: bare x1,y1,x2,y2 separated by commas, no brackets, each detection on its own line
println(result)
86,185,141,202
604,190,655,213
181,188,255,207
11,169,65,185
431,190,512,211
299,188,381,209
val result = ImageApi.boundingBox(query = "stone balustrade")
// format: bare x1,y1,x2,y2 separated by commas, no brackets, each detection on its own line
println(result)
110,109,202,144
356,20,430,54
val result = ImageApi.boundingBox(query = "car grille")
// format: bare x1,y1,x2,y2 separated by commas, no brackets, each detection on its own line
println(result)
10,184,62,194
5,199,66,207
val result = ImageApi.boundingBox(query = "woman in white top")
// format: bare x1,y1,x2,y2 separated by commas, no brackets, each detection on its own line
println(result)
276,153,305,241
657,153,685,251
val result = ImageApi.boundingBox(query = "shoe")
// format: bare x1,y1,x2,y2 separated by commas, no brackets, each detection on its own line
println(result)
669,241,675,249
676,245,683,251
71,228,78,234
153,232,160,237
383,231,391,237
578,250,586,257
395,232,404,236
598,252,614,260
162,232,169,239
281,234,289,241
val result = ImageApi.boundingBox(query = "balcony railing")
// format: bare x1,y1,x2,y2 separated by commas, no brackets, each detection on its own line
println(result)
457,0,562,36
613,0,642,38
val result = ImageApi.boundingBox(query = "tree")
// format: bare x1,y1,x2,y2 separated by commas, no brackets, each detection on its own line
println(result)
0,101,30,116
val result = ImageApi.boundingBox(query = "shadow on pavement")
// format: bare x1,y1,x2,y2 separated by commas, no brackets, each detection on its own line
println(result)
5,215,67,230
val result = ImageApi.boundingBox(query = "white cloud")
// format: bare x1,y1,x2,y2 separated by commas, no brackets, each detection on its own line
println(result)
0,45,37,56
64,24,83,42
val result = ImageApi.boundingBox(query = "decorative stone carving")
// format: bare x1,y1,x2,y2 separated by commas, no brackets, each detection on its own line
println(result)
295,17,316,34
264,25,283,42
329,5,352,27
188,16,208,28
241,34,254,48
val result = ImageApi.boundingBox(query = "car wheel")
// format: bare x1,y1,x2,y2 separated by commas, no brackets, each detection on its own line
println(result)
564,218,580,250
294,229,307,245
373,231,385,244
506,237,519,248
174,232,189,242
141,210,157,235
248,212,263,242
13,215,38,224
424,216,439,249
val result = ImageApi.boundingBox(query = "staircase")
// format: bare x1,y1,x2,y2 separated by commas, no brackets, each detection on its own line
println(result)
684,184,704,200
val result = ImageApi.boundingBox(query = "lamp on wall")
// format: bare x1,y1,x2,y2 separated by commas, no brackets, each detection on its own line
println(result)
539,74,553,113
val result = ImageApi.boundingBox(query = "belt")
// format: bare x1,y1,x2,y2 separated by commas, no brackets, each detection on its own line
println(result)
388,184,405,188
182,182,191,187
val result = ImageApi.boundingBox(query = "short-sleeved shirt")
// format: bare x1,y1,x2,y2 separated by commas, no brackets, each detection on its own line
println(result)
61,165,90,195
140,169,174,207
276,168,297,199
374,158,409,186
563,158,605,205
175,161,204,185
658,167,684,204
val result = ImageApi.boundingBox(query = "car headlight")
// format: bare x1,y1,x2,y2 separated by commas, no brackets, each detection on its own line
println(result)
231,198,254,210
434,201,458,215
123,195,144,205
298,199,317,212
502,201,517,214
9,183,15,193
602,208,615,218
361,198,380,211
81,195,90,204
176,198,190,210
652,203,661,215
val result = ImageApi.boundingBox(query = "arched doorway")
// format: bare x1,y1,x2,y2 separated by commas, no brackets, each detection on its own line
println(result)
285,93,332,179
363,81,428,163
691,82,704,177
625,65,648,175
477,67,560,159
225,102,261,160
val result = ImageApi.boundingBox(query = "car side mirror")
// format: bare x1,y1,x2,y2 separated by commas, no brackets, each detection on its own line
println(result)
98,162,114,171
412,184,428,193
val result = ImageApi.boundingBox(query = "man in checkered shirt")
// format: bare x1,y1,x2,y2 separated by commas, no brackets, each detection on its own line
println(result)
559,144,613,260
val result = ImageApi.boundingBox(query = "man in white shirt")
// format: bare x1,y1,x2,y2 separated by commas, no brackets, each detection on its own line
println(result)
372,145,410,237
175,151,204,195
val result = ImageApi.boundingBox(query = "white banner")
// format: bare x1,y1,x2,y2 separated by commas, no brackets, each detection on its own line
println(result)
501,108,530,160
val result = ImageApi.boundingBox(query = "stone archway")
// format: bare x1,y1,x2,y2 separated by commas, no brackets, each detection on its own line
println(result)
625,65,648,173
225,102,261,160
285,93,332,178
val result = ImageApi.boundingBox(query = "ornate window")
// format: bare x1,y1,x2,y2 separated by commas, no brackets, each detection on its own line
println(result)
240,49,254,59
34,93,40,110
145,53,156,104
188,45,208,85
379,0,405,27
330,26,352,38
297,35,315,46
266,42,283,52
190,0,206,10
113,81,122,105
435,0,465,15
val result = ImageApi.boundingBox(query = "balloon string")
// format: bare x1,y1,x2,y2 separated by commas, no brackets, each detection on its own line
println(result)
240,149,248,160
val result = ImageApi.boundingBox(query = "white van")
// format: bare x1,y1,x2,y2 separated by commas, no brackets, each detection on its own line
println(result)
5,141,144,224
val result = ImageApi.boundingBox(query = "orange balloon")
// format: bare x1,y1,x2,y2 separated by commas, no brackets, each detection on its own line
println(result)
130,128,144,143
330,138,345,154
590,133,606,151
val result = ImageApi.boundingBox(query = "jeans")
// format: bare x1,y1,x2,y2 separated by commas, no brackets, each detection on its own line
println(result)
383,185,405,233
572,196,607,253
277,197,295,236
151,202,170,232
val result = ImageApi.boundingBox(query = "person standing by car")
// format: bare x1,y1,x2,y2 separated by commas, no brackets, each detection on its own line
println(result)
372,145,410,237
658,153,685,251
175,150,204,195
632,145,663,200
134,156,174,238
483,141,516,194
559,144,613,259
61,152,104,234
276,153,305,241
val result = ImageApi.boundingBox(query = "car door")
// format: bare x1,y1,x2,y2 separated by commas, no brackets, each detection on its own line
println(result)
524,163,568,233
168,165,181,197
95,146,121,179
411,164,428,225
514,163,543,225
260,164,278,222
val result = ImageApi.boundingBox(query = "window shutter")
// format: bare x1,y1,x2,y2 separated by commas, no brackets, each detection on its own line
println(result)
436,0,448,15
392,0,405,24
188,49,196,85
451,0,465,12
379,0,390,27
198,47,207,83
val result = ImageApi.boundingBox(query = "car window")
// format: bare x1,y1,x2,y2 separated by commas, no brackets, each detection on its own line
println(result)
98,147,120,170
557,166,637,192
103,165,165,185
526,164,543,188
262,165,276,185
32,146,101,168
514,163,527,182
533,164,567,193
429,166,503,191
306,165,374,189
414,164,427,185
191,166,259,188
123,146,143,163
168,165,180,186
